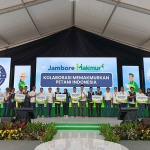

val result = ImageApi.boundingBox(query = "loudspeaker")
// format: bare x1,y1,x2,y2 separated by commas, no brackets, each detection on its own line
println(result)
141,118,150,124
15,108,36,123
118,107,138,120
120,111,139,125
1,117,15,123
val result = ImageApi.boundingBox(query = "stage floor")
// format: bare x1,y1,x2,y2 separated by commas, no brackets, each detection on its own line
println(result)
32,117,122,125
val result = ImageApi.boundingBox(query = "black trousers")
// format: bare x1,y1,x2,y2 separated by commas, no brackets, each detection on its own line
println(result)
55,103,60,116
18,103,24,108
63,102,69,115
147,104,150,117
47,103,52,117
24,101,30,107
130,103,135,107
88,102,94,117
7,102,15,117
96,103,101,117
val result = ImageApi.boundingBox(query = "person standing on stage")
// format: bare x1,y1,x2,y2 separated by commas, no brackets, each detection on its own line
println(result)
137,88,145,118
104,87,112,117
95,86,102,117
128,87,136,107
87,87,94,117
71,87,78,118
46,87,54,117
37,88,46,118
146,88,150,118
3,87,10,116
54,87,61,117
63,88,70,119
7,88,16,117
112,87,119,117
30,86,36,111
119,87,129,108
23,86,30,107
79,85,87,117
16,86,24,108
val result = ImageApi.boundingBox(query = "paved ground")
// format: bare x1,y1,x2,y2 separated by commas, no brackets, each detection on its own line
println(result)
0,130,150,150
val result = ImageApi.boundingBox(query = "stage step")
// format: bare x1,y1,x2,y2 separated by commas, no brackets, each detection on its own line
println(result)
55,123,101,130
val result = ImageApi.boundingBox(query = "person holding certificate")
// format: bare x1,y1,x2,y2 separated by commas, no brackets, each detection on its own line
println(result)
95,86,102,117
104,87,112,117
16,86,24,108
63,88,70,118
87,87,94,117
46,87,54,117
3,87,10,116
71,87,79,118
112,87,119,117
37,88,46,118
136,88,146,118
30,86,36,111
79,85,87,117
54,87,61,117
128,87,136,107
119,87,129,108
146,88,150,118
7,88,16,117
23,86,30,108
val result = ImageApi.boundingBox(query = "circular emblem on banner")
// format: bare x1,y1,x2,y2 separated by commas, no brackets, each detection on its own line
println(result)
0,65,7,86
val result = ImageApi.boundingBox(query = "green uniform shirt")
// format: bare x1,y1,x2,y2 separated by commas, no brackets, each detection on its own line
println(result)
18,80,26,89
128,81,138,92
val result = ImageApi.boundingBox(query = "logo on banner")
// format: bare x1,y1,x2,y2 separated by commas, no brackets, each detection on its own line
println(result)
0,65,6,86
48,64,104,71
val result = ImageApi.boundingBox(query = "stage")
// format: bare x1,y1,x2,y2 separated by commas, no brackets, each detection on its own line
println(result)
31,117,122,130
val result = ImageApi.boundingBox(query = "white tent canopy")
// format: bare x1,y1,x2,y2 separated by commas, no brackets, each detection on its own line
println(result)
0,0,150,52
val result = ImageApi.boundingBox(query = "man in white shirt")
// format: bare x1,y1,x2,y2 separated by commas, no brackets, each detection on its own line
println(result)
103,87,112,117
71,87,78,118
136,88,145,118
112,87,119,117
37,88,46,118
16,86,24,108
79,85,87,117
3,87,10,116
30,86,36,111
119,87,129,108
46,87,54,117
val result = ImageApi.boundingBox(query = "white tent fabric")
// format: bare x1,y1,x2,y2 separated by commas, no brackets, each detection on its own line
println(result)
0,0,150,52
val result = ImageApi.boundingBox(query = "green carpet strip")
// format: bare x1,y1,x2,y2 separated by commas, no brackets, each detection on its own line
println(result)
55,123,102,130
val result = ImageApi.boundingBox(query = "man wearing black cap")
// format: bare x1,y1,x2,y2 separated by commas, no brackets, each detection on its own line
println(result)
79,85,87,117
95,86,102,117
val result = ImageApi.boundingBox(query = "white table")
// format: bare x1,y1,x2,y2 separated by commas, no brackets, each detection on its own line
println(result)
35,138,129,150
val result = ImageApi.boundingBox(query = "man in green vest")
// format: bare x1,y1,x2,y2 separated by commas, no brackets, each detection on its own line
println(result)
126,73,138,92
18,73,26,90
